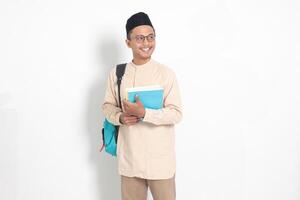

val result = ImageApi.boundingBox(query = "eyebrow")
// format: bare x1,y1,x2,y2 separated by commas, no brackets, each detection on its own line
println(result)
134,33,155,36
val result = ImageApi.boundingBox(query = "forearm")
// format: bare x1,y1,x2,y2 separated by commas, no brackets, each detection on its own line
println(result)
142,70,183,126
142,106,182,125
102,103,123,126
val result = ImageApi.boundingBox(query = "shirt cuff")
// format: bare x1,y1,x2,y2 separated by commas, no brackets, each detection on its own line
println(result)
115,112,123,126
142,108,160,123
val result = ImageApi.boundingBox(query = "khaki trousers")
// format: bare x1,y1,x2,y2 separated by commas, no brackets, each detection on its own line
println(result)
121,175,176,200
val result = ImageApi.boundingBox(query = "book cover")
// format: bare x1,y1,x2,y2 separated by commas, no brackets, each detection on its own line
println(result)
126,85,164,109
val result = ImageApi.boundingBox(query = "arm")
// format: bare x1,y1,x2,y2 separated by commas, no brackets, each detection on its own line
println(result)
142,70,182,126
101,69,123,126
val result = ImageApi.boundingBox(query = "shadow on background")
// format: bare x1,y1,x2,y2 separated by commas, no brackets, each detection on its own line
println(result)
85,36,122,200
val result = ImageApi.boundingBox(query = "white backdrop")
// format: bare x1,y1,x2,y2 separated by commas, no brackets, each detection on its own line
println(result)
1,0,300,200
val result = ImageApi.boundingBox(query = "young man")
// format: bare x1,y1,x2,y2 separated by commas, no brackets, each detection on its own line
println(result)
102,12,182,200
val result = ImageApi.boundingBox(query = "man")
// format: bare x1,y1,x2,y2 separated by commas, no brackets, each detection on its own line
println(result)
101,12,182,200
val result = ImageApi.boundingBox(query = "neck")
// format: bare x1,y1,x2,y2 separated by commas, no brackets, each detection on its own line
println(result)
132,57,151,65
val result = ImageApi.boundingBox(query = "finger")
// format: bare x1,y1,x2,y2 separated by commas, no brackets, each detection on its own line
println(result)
124,116,139,122
123,99,133,105
122,100,129,109
135,95,144,107
122,99,128,105
123,105,128,112
123,101,133,110
126,121,139,125
124,106,134,114
123,113,131,117
125,121,137,125
124,117,139,122
123,102,133,110
124,115,136,119
126,118,139,122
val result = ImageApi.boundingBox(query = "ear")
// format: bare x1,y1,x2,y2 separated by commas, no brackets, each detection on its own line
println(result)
125,39,131,48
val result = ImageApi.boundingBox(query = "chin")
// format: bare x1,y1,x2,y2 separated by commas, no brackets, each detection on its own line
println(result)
140,52,154,59
140,55,152,60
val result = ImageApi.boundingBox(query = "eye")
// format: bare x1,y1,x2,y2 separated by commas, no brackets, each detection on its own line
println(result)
148,34,155,41
135,35,144,42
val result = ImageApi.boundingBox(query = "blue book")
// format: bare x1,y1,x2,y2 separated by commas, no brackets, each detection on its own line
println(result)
126,85,164,110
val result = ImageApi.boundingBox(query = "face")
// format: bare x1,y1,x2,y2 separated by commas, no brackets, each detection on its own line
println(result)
126,25,156,64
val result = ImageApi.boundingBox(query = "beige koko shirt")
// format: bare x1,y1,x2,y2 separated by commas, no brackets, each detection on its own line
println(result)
101,59,182,180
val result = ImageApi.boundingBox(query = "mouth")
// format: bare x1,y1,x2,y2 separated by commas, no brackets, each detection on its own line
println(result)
140,47,151,53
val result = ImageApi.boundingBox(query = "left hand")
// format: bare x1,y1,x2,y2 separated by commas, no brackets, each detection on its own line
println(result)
122,95,145,118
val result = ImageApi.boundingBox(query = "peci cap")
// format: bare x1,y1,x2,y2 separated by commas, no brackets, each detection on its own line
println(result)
126,12,154,35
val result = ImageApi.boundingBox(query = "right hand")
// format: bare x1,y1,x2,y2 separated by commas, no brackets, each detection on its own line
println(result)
119,113,139,125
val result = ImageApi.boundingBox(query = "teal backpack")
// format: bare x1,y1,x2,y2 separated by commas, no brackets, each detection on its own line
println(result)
100,64,126,156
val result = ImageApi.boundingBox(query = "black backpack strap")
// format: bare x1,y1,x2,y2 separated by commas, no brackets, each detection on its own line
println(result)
116,63,126,109
115,63,126,144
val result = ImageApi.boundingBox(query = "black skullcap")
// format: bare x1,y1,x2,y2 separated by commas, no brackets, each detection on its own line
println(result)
126,12,154,35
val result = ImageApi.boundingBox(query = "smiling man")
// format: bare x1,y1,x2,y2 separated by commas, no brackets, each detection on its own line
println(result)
101,12,182,200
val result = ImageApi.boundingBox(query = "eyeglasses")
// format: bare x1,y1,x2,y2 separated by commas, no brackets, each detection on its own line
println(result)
131,34,156,43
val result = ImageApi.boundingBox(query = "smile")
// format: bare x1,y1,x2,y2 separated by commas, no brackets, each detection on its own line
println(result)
141,47,151,52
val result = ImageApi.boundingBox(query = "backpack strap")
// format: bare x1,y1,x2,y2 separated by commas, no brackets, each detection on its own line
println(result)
116,63,126,109
115,63,126,143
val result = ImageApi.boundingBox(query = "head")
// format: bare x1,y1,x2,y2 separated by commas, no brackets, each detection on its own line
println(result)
125,12,156,64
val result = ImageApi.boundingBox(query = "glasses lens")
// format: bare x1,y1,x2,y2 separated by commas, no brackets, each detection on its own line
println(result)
135,35,145,43
147,34,155,42
134,34,155,43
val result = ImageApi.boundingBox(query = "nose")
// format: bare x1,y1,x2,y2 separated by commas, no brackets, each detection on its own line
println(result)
143,38,149,45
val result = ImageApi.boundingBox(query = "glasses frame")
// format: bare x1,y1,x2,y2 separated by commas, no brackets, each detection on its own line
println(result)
130,33,156,43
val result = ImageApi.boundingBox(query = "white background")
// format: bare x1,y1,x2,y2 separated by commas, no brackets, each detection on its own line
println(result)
1,0,300,200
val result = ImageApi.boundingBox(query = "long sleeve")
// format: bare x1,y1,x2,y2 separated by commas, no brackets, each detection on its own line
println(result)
101,69,122,126
142,70,182,125
113,59,181,180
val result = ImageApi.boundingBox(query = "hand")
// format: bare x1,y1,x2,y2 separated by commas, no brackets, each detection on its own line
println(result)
119,113,139,125
122,95,145,118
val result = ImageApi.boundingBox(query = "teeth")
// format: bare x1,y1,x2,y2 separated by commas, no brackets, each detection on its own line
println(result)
142,48,150,52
